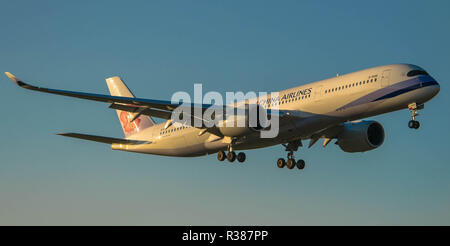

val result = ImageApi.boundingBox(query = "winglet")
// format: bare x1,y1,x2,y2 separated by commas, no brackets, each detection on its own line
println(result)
5,72,27,87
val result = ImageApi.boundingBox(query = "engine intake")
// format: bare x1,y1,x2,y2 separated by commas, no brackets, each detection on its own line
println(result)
337,120,385,153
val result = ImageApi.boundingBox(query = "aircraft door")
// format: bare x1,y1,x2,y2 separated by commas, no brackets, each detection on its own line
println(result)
314,85,323,102
380,69,391,88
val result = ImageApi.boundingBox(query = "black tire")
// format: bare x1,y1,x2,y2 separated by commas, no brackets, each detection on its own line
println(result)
414,121,420,129
286,158,295,169
296,159,305,170
217,151,226,161
237,152,246,163
408,120,415,129
277,158,286,168
227,151,236,162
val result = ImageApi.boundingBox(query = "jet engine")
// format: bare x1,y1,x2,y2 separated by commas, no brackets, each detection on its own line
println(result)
217,105,268,137
337,120,385,153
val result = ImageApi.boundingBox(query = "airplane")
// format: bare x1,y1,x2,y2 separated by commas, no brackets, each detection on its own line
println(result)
5,63,440,170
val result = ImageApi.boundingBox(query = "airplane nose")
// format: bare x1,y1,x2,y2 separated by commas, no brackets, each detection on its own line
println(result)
420,77,440,102
433,81,440,95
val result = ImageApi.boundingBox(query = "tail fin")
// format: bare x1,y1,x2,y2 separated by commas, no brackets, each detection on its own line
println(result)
106,76,155,138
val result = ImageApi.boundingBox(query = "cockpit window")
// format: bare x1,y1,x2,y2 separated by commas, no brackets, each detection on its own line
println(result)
407,70,429,77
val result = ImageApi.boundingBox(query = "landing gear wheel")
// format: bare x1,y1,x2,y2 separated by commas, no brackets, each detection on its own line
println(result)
277,158,286,168
237,152,246,163
227,151,236,162
217,150,226,161
408,103,423,130
296,159,305,170
286,158,295,169
408,120,420,129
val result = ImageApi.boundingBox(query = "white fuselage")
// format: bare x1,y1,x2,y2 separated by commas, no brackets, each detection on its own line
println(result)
113,64,440,157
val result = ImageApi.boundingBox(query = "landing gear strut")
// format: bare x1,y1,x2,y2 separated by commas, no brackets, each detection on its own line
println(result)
408,102,423,129
277,140,306,171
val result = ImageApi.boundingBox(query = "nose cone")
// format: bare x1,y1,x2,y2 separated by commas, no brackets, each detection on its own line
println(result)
431,80,440,97
415,74,440,104
421,77,440,103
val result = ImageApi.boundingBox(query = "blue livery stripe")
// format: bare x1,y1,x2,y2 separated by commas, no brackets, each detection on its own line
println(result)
336,76,437,111
373,80,438,101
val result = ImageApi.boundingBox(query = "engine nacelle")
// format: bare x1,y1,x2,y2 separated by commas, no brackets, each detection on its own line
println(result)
217,105,267,137
217,114,252,137
337,120,385,153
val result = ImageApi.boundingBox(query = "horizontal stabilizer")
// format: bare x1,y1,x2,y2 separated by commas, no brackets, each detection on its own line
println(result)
57,133,150,145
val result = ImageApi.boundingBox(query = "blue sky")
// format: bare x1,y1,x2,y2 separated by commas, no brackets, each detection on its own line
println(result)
0,0,449,225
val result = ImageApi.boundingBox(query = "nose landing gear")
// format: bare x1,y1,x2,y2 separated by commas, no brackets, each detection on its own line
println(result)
408,120,420,129
408,102,423,129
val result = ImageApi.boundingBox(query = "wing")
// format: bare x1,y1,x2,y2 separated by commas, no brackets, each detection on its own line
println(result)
5,72,301,125
5,72,214,120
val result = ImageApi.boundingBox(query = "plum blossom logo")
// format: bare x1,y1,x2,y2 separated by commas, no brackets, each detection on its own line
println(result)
120,111,140,133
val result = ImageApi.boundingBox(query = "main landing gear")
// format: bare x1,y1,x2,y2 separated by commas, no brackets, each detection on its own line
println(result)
277,140,305,171
217,145,246,163
408,102,423,129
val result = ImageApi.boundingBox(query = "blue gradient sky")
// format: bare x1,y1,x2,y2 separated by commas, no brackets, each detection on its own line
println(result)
1,0,449,225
